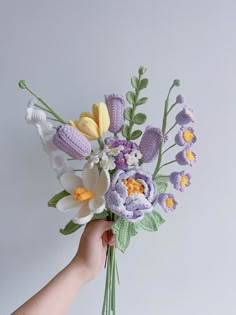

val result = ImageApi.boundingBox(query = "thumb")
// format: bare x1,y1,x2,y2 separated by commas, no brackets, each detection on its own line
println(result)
94,219,113,236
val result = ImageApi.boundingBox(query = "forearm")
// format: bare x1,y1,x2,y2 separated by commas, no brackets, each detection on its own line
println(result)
12,260,89,315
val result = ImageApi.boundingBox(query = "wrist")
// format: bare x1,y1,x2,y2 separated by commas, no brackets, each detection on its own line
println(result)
69,258,92,284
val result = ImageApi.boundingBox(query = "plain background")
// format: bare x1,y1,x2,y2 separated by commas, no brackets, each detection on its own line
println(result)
1,0,236,314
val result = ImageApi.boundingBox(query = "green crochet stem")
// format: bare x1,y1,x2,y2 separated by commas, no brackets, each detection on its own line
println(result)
102,212,119,315
19,81,67,124
152,83,175,179
127,72,142,140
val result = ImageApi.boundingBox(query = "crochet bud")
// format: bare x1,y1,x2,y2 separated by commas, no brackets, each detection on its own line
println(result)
138,66,147,75
139,126,163,163
53,125,91,160
18,80,28,89
105,94,125,133
173,79,181,87
25,106,47,124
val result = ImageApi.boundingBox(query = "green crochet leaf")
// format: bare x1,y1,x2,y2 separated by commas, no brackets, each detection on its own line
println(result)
122,124,130,139
135,211,165,232
126,91,135,105
124,107,133,121
130,129,142,140
131,76,139,89
48,190,70,208
59,211,109,235
133,113,147,125
93,211,109,220
60,220,82,235
139,78,149,90
155,176,169,193
136,97,148,106
112,217,137,253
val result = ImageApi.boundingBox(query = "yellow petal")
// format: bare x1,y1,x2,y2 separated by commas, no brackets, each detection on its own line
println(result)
68,120,80,129
80,111,95,120
77,117,99,140
93,102,110,137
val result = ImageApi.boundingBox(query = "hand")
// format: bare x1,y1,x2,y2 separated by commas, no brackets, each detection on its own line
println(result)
71,219,115,282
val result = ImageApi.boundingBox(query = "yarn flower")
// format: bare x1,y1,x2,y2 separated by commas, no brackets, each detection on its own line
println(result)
53,124,91,160
176,147,196,166
158,193,178,212
176,95,184,104
175,126,197,146
105,169,157,222
105,94,125,133
56,164,110,224
176,106,194,125
139,126,163,163
69,103,110,140
170,171,191,192
105,137,142,170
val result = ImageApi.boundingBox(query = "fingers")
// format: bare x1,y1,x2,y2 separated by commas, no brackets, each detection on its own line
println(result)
86,219,113,236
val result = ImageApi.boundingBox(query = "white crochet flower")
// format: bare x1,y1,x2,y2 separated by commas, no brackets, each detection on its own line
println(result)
125,149,143,166
100,154,116,171
56,163,110,224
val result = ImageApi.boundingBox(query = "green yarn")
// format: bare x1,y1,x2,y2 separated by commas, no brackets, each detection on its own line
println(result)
48,190,70,208
112,211,165,253
135,211,165,232
59,211,109,235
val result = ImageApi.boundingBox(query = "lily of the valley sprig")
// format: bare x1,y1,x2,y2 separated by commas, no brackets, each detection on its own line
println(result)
19,66,197,315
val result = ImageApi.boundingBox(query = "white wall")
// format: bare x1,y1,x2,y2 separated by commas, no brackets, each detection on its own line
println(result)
1,0,236,314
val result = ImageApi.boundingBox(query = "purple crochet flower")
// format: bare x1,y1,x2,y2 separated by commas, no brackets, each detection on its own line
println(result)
105,169,157,222
105,94,125,133
53,125,91,160
176,95,184,104
170,171,191,192
139,126,163,163
176,106,194,125
176,147,196,166
115,152,128,170
158,193,178,212
175,126,197,146
105,137,142,169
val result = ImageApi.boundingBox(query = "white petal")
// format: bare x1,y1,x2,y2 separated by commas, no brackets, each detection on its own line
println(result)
89,196,105,213
60,173,83,194
82,163,99,191
72,202,94,225
56,195,81,212
94,170,110,196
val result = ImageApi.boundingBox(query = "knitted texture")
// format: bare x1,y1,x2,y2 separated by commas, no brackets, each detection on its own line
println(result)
70,102,110,140
53,125,91,160
25,102,73,178
139,126,163,163
176,106,194,125
105,94,125,133
105,169,157,222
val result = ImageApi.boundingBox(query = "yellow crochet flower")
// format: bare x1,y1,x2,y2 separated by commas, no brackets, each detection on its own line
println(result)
69,103,110,140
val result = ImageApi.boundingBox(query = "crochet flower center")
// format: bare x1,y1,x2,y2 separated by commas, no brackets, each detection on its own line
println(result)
186,149,195,161
166,197,174,208
180,175,189,187
73,187,94,201
123,178,144,196
183,130,194,143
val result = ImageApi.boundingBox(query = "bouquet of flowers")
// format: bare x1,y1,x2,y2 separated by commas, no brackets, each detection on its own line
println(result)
19,66,196,314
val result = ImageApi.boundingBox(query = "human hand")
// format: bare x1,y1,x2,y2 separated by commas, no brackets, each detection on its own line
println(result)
71,219,115,282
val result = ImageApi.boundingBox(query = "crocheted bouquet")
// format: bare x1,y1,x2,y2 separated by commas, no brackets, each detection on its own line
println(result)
19,66,196,314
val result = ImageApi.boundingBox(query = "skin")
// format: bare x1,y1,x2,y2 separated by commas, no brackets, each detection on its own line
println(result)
12,220,115,315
